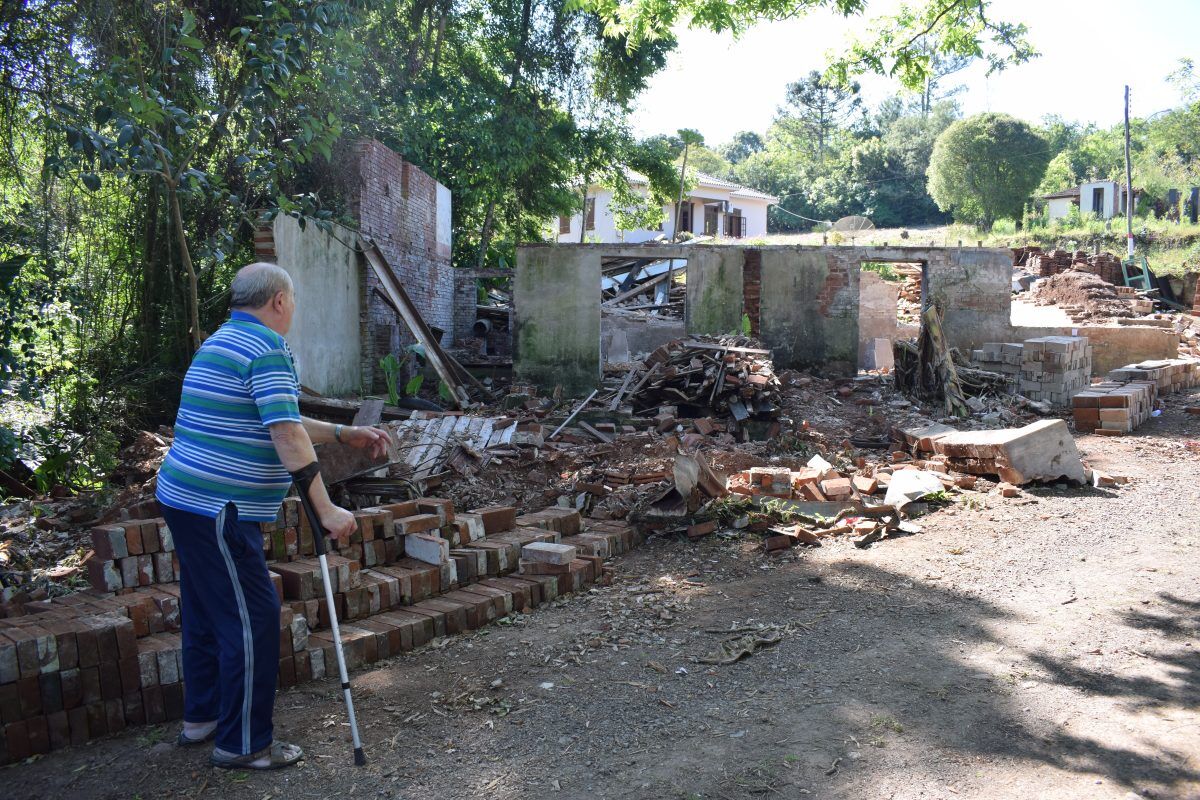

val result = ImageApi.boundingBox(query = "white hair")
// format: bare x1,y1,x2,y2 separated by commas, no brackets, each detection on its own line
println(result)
230,262,293,309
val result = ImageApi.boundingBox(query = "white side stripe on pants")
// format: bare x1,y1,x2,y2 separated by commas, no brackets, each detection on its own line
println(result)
214,506,256,754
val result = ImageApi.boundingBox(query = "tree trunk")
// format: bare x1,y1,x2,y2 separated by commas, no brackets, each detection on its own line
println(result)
578,181,588,244
673,146,690,240
508,0,533,91
140,179,160,363
166,181,202,353
476,199,496,270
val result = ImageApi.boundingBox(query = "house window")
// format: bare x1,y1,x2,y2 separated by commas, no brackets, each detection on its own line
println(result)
1091,187,1105,216
724,212,746,238
584,197,596,231
704,206,718,236
558,215,571,234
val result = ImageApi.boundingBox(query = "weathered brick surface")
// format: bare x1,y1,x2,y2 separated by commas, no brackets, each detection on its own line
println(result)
349,139,455,392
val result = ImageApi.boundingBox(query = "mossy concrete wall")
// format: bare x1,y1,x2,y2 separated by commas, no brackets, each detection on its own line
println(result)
514,246,600,395
514,243,1018,390
685,249,745,335
760,249,860,369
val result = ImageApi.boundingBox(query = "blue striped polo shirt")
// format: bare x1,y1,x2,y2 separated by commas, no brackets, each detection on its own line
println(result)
156,310,303,521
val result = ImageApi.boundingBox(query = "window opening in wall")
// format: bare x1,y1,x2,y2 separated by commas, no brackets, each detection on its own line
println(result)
558,215,571,234
703,205,718,236
600,254,688,364
1091,186,1104,216
584,197,596,231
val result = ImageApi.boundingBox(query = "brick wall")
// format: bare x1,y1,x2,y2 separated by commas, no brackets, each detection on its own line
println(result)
348,139,455,392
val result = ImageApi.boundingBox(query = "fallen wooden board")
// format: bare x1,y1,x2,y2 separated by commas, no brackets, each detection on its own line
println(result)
359,238,468,409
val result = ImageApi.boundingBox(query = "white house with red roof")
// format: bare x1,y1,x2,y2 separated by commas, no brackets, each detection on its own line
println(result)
556,170,778,243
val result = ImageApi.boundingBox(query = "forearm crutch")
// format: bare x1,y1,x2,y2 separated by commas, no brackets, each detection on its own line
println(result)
292,464,366,766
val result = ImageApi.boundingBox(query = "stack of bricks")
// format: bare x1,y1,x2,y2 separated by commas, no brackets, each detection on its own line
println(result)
0,588,311,763
1071,382,1156,435
1,497,639,762
1017,336,1092,406
1027,248,1072,277
86,520,178,592
1084,252,1124,285
1107,358,1200,394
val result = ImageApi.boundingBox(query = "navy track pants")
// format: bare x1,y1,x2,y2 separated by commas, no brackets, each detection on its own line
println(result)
161,502,280,755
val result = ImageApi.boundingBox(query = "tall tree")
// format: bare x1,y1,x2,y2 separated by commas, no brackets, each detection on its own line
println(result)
927,112,1049,227
719,131,764,164
673,128,703,238
784,70,861,161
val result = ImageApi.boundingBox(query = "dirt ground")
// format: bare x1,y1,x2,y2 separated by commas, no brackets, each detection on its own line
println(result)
7,394,1200,800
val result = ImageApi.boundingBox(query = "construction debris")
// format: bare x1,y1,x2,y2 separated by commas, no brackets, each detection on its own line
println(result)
929,419,1087,485
600,336,782,438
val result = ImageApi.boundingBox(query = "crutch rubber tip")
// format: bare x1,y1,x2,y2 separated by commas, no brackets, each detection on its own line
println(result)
354,747,366,766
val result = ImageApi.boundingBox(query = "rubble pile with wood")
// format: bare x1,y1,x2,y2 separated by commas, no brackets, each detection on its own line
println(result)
597,336,783,439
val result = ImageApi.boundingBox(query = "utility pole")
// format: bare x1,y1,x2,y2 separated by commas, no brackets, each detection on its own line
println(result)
1123,85,1135,259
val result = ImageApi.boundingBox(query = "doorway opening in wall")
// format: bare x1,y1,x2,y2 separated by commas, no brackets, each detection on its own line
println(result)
857,260,926,371
860,261,925,324
600,254,688,365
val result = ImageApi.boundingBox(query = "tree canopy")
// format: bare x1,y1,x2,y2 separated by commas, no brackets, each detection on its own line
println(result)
926,112,1049,226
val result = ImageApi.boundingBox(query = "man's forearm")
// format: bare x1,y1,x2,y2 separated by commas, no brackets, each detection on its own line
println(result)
270,422,335,514
301,416,339,444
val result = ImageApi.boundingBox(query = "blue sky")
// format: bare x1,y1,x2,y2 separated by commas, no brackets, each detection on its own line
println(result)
630,0,1199,145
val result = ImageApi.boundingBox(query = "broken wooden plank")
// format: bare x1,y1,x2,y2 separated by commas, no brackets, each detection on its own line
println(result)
609,368,638,411
681,341,771,355
352,398,385,427
578,420,614,444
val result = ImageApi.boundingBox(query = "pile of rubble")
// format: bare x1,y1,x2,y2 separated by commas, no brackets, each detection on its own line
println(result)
597,336,782,439
1032,271,1138,320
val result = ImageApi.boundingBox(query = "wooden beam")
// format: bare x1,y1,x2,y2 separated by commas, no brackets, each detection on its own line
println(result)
359,238,469,409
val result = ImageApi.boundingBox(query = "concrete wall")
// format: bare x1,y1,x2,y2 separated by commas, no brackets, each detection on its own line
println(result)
515,243,1015,393
266,216,363,395
1046,197,1075,222
686,248,744,335
514,247,600,394
759,249,859,369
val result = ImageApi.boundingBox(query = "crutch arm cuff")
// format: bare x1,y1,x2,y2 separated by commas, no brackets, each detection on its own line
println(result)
290,461,322,496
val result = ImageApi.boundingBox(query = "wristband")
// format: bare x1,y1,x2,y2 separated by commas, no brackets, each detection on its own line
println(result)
334,424,344,443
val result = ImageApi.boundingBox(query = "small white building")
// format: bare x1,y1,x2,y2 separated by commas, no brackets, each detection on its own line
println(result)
556,170,778,243
1044,180,1141,222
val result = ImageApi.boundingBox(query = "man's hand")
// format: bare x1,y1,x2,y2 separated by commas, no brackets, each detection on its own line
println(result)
319,504,357,543
343,425,390,459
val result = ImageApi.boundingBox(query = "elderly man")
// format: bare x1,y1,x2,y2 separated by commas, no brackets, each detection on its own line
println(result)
156,262,389,770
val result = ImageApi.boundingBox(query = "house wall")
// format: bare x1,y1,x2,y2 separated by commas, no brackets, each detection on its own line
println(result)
557,189,772,243
1046,197,1075,222
259,215,363,395
1080,181,1118,219
349,139,455,392
734,199,770,237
